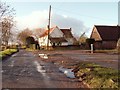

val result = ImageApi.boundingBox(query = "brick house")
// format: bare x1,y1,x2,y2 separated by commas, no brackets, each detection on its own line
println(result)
90,25,120,49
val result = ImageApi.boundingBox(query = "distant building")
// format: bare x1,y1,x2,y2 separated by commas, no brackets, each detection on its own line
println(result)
90,25,120,49
38,26,77,48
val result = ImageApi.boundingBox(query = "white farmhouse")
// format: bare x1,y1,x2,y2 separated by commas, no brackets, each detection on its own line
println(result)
38,26,77,49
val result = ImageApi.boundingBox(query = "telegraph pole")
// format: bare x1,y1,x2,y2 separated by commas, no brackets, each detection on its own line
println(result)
47,5,51,50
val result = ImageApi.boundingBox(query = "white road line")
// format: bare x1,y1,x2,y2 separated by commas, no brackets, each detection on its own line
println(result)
34,61,46,77
34,61,56,88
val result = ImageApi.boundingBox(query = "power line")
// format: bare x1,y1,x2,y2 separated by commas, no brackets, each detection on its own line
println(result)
52,6,117,22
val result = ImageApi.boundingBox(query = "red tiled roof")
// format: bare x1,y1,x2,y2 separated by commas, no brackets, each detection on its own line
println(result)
95,25,120,41
40,26,56,38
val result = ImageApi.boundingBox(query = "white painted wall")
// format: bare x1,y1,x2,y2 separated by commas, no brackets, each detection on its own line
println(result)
62,42,68,46
66,38,74,45
50,27,64,37
39,36,52,47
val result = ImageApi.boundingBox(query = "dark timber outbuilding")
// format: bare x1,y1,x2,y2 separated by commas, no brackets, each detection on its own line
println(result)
90,25,120,49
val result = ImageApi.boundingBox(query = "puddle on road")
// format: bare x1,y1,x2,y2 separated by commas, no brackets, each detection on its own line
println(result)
59,66,75,79
12,53,17,57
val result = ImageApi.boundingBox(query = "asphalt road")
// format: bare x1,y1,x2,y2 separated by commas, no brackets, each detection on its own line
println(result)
2,50,87,89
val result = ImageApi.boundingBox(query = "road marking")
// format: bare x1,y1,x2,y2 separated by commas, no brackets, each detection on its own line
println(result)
34,61,56,88
34,61,46,76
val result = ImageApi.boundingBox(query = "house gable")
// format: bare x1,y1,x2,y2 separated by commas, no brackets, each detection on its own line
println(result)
60,28,74,38
90,26,102,41
50,26,64,38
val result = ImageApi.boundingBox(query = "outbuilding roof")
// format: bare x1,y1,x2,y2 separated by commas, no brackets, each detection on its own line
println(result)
93,25,120,41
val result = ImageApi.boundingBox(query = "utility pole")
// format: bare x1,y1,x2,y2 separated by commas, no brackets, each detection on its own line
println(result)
47,5,51,50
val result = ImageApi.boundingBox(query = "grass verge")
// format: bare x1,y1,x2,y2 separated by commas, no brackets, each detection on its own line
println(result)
73,62,119,88
94,49,117,54
25,48,37,51
0,49,18,60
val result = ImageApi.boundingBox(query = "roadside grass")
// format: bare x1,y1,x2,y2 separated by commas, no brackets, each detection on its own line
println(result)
26,48,37,51
73,62,119,88
94,49,117,54
0,49,18,60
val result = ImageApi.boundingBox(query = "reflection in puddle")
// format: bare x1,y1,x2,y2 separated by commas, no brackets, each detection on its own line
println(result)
59,66,75,79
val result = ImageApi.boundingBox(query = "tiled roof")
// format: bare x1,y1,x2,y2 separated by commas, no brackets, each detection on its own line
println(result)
40,26,56,38
60,28,74,38
95,25,120,41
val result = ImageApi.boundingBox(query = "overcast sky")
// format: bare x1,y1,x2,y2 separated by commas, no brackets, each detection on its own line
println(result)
5,0,118,37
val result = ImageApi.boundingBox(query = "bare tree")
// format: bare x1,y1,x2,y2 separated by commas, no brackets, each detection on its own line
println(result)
17,28,33,45
1,18,14,46
0,2,15,20
0,1,15,46
32,28,45,40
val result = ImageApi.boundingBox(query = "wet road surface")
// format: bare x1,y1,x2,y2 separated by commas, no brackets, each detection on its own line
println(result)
2,50,87,88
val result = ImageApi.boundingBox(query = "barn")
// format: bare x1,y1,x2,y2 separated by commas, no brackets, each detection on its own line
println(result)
90,25,120,49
